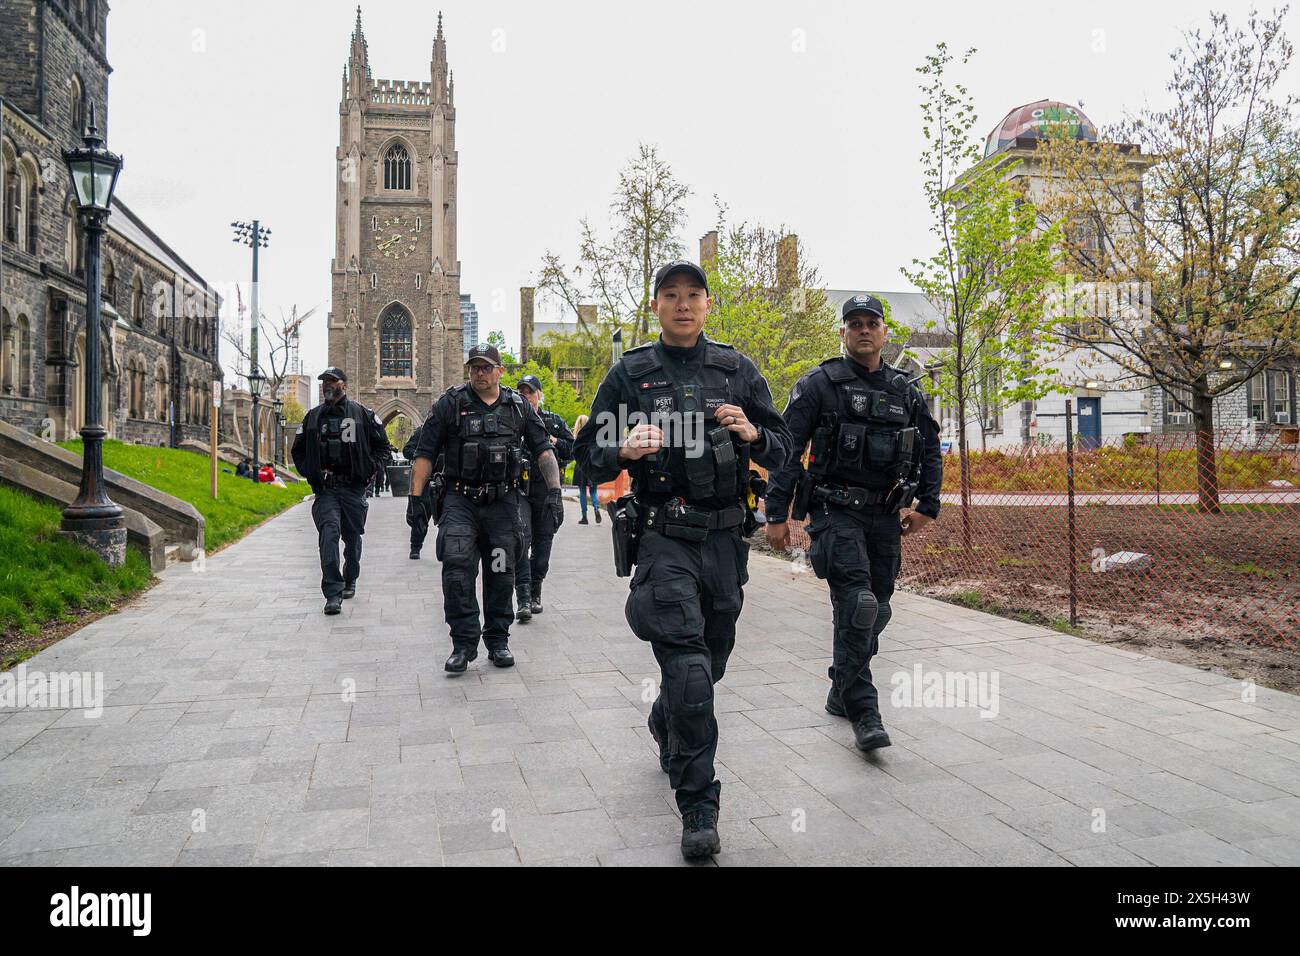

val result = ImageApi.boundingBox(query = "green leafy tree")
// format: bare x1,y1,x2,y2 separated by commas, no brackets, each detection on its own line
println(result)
281,397,305,426
504,361,587,425
701,203,841,411
485,329,518,365
901,43,1063,549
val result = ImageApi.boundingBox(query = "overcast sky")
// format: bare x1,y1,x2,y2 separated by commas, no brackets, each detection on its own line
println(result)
103,0,1297,385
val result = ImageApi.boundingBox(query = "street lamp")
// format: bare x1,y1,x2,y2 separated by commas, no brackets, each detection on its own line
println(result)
248,370,265,474
61,107,127,566
233,219,271,474
273,398,285,467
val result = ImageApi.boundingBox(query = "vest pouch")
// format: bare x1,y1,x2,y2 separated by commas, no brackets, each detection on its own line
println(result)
483,413,499,435
898,427,917,460
508,446,523,480
837,422,866,471
465,417,485,437
461,443,482,481
710,426,737,499
485,445,508,482
867,430,900,468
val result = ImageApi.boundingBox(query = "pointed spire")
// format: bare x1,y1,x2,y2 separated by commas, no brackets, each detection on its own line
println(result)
437,12,444,42
353,5,364,41
347,7,370,101
448,69,454,106
432,11,449,105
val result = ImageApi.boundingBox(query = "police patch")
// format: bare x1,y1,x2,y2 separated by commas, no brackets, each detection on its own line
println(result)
851,393,869,414
653,395,674,414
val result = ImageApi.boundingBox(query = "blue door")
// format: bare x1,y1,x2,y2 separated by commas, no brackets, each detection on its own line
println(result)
1077,397,1101,449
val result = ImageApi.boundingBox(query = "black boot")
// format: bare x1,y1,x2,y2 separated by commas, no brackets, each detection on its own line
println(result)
680,809,721,860
488,647,515,668
341,582,356,600
324,597,343,616
594,509,601,524
647,712,671,774
516,589,532,624
444,648,475,674
852,713,892,752
409,548,421,559
578,516,589,524
825,686,847,718
530,582,543,614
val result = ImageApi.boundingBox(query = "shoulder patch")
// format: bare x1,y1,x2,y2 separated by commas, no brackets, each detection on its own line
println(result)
704,342,740,371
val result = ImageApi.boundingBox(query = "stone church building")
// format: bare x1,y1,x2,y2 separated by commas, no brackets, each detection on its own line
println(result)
328,10,466,430
0,0,222,445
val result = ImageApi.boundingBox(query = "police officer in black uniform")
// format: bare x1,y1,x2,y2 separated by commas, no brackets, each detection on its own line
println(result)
291,368,393,615
407,344,564,674
402,424,432,559
765,294,942,753
574,260,792,861
514,374,575,623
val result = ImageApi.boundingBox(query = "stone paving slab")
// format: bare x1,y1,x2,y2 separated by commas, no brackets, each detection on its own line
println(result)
2,496,1298,867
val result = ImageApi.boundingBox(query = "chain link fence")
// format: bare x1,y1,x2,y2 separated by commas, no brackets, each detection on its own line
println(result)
777,428,1300,647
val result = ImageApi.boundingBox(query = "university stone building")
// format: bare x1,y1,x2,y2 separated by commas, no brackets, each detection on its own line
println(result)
327,10,466,432
0,0,221,446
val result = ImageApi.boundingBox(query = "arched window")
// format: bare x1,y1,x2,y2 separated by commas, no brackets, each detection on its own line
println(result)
3,144,18,245
23,162,38,255
70,74,85,136
380,306,413,378
18,315,32,398
102,257,115,307
131,274,144,326
155,361,168,422
127,356,145,419
66,200,84,276
0,308,12,394
384,144,411,190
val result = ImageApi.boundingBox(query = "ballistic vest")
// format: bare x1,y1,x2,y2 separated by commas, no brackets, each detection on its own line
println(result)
816,358,918,490
318,405,351,473
621,339,749,505
442,385,527,485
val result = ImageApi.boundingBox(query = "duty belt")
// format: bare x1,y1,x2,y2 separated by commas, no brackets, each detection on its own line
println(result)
641,497,745,542
449,479,519,505
812,482,889,510
321,470,356,489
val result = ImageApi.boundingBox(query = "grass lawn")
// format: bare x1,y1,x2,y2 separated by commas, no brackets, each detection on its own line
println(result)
0,484,153,659
60,440,312,552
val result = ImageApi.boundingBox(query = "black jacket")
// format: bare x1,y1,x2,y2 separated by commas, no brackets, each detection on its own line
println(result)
292,398,392,493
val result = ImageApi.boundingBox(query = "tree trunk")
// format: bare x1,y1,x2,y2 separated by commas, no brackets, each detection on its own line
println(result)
956,384,972,553
1193,385,1220,513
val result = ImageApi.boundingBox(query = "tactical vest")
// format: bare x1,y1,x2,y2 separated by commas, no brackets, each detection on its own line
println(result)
622,340,749,504
442,385,527,485
318,407,351,472
815,359,918,490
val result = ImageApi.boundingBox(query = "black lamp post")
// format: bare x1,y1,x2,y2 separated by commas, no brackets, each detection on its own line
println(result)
61,108,127,566
273,398,285,467
248,370,265,473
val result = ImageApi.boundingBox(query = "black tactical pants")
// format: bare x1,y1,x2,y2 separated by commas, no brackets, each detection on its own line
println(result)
312,482,368,599
437,490,524,654
808,505,902,723
514,488,557,598
626,527,749,816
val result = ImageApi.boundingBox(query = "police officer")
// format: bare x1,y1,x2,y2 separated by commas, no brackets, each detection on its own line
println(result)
764,294,942,753
574,260,792,861
407,344,564,674
402,424,431,560
291,368,393,615
514,374,575,623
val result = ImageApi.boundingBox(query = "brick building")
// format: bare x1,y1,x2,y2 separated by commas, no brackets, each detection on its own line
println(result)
0,0,222,445
327,10,465,430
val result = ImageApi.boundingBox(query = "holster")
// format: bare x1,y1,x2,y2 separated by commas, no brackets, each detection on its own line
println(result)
609,494,641,577
430,473,447,526
791,468,813,522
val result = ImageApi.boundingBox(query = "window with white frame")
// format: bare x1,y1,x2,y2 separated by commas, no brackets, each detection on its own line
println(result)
1250,374,1267,422
1164,384,1193,426
1272,370,1292,425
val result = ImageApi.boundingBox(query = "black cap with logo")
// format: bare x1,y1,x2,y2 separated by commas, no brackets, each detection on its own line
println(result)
317,367,348,382
652,260,710,297
517,374,543,394
841,294,885,321
465,344,503,367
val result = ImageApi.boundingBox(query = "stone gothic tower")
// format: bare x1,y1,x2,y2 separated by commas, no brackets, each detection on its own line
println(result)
328,8,464,427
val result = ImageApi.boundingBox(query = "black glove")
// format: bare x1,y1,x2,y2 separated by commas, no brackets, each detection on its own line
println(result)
546,488,565,532
406,494,428,528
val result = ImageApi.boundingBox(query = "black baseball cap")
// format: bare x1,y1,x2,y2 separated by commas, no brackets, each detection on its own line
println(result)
465,343,503,367
841,294,885,321
317,367,347,382
652,260,709,297
518,374,543,393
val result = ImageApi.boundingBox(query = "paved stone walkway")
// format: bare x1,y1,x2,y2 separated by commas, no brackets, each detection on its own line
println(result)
2,496,1299,867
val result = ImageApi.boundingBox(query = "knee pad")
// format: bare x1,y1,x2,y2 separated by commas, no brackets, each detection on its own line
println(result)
873,599,892,638
665,653,714,716
850,589,878,632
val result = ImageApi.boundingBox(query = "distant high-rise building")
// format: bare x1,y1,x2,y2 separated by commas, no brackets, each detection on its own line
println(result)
459,294,479,359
